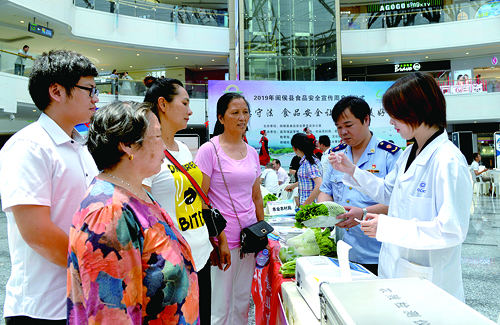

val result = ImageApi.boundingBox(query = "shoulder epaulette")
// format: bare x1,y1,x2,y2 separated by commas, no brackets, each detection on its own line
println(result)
332,143,347,152
377,140,401,154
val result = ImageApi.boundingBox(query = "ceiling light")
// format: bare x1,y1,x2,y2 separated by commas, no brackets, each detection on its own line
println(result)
349,61,352,63
137,53,140,56
386,59,389,61
97,48,101,51
212,59,215,62
33,110,36,112
425,56,428,59
175,57,178,59
474,121,477,123
130,65,133,68
200,67,203,70
466,52,469,55
20,20,24,23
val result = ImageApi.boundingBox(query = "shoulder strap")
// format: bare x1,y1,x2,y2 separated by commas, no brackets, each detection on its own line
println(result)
209,140,243,232
163,149,212,209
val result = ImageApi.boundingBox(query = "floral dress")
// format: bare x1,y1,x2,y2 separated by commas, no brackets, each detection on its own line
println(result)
67,178,199,325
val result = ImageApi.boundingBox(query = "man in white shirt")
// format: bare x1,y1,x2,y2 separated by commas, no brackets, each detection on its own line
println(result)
318,135,332,176
261,162,280,194
0,50,99,324
272,159,289,185
471,153,492,189
14,45,33,76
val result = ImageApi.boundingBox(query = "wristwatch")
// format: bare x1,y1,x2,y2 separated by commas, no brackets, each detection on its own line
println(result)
362,208,368,220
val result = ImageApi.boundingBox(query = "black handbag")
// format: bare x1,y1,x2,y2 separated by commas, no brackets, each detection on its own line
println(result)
210,141,274,257
164,149,227,237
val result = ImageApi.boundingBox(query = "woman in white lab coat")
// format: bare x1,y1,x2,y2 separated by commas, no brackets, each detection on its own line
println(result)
330,72,472,301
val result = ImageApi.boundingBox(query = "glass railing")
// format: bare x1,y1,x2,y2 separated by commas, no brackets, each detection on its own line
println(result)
437,78,500,94
0,49,36,76
94,78,208,99
340,0,495,30
74,0,229,27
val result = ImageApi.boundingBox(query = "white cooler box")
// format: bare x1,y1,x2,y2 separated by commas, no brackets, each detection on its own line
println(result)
319,278,496,325
295,256,377,319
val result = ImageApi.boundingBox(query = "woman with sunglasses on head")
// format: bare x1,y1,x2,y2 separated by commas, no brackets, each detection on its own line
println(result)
142,77,226,324
194,92,264,325
330,72,472,301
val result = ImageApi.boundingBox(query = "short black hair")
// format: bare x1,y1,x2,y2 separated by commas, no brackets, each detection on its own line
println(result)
28,50,98,111
273,159,281,166
472,153,479,161
318,135,330,147
87,101,152,170
23,45,29,49
331,96,371,125
383,72,446,129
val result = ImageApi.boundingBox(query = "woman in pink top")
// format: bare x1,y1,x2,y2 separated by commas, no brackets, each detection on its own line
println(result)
195,92,265,325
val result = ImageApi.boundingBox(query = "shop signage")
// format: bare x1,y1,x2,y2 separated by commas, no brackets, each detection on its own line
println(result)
367,0,443,13
493,57,498,65
394,62,421,73
366,60,450,75
28,22,54,38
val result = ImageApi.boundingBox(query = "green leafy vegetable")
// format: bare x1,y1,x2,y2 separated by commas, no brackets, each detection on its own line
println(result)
279,246,302,263
263,193,278,207
313,228,337,257
279,260,297,278
295,202,329,227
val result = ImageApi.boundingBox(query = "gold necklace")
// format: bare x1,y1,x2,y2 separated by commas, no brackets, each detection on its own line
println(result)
106,173,147,201
223,134,245,157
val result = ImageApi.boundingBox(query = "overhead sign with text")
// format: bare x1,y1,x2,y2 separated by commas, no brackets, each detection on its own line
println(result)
207,81,404,158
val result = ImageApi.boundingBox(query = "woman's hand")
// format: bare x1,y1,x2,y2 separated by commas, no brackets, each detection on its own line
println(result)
359,213,379,238
212,231,231,271
285,182,297,192
329,152,356,177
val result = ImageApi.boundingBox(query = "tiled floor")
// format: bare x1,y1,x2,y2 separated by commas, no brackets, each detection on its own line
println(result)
0,196,499,323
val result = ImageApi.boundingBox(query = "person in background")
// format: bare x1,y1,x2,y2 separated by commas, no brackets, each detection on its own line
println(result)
304,126,316,142
142,76,225,324
121,71,134,95
14,45,32,76
471,152,492,192
331,72,472,301
109,69,118,94
259,129,270,166
313,140,323,160
318,96,402,275
285,133,323,206
195,92,264,325
289,155,301,183
67,101,199,324
261,162,280,194
0,50,99,324
318,135,332,176
272,159,289,185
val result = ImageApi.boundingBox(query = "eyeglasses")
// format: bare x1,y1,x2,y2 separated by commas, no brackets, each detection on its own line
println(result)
75,85,99,98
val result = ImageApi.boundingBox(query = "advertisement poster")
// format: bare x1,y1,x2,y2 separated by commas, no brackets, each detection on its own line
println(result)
454,69,472,84
208,80,402,167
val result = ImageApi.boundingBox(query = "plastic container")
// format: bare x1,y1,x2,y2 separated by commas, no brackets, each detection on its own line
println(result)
256,249,269,269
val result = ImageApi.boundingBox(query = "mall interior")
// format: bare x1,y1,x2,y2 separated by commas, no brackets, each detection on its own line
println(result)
0,0,500,323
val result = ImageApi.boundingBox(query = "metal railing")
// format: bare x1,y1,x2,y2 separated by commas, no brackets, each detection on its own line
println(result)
0,49,36,77
340,0,496,30
74,0,229,28
94,77,209,99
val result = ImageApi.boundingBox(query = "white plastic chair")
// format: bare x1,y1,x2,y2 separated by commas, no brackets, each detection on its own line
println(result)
470,168,488,196
490,171,500,198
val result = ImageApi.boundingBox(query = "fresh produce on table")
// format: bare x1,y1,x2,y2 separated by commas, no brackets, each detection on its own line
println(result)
279,246,301,263
286,228,320,256
313,228,337,257
295,202,347,228
263,193,278,207
279,259,296,278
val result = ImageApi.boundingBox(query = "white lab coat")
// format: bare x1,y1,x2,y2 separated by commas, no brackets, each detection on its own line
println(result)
344,131,472,301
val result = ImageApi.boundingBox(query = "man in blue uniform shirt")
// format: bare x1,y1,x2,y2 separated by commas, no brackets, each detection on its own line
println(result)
318,96,402,275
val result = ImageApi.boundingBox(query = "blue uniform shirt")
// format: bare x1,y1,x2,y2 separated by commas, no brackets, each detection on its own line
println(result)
320,134,402,264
